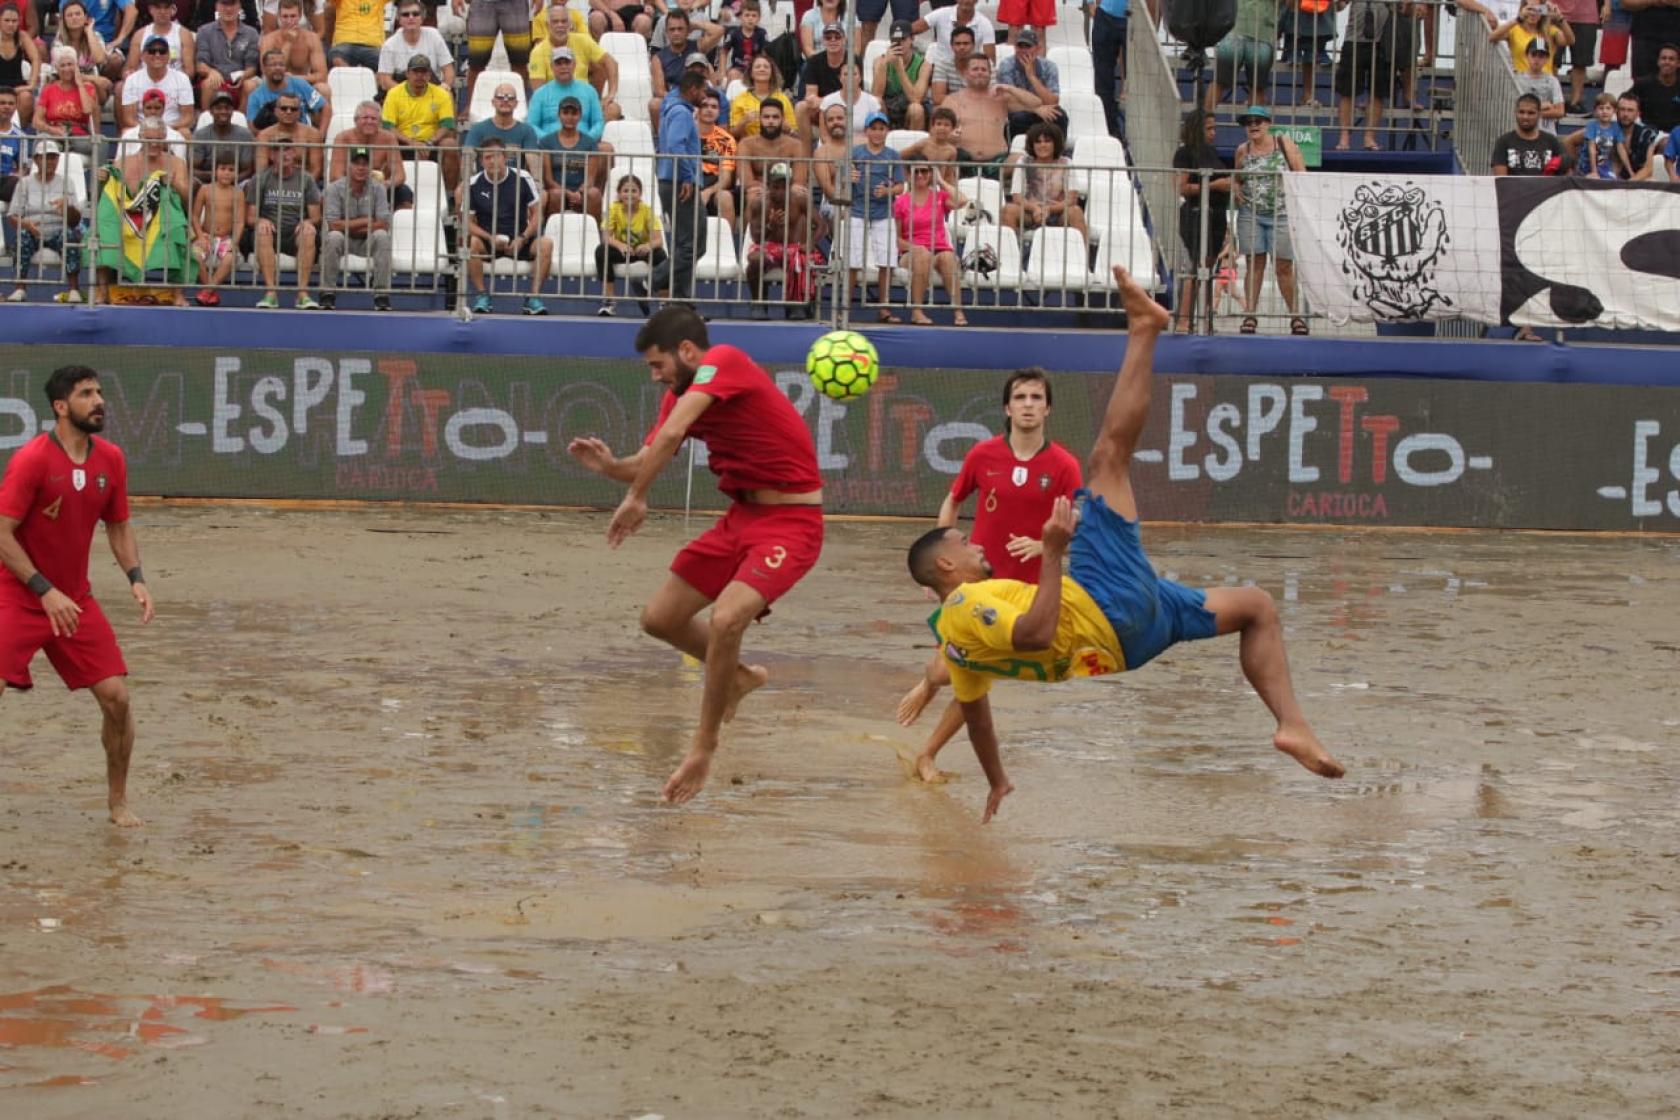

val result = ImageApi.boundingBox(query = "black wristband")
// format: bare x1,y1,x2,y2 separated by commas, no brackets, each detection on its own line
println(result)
126,566,144,585
27,572,52,597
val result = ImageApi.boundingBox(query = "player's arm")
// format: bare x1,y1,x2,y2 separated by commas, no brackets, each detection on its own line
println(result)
0,513,82,637
606,390,716,547
935,490,962,527
1008,496,1073,650
959,694,1013,822
567,437,648,483
104,520,155,623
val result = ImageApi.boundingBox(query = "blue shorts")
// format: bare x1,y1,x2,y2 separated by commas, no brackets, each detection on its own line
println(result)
1067,489,1218,670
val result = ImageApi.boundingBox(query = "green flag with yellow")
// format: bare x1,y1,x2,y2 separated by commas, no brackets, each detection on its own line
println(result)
95,165,196,284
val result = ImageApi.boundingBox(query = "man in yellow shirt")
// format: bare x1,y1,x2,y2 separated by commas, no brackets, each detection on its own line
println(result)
382,53,461,186
327,0,387,70
903,267,1345,822
528,4,620,116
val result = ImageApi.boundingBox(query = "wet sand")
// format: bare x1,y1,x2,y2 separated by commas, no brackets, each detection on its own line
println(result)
2,506,1677,1118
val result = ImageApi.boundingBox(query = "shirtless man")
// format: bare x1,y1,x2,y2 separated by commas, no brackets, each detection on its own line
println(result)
810,101,849,242
945,54,1038,176
735,98,806,206
743,162,815,318
96,121,194,306
260,0,330,99
190,152,245,304
329,99,411,208
255,90,325,179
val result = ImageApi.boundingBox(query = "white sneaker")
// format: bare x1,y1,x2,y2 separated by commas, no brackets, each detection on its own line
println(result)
5,288,25,302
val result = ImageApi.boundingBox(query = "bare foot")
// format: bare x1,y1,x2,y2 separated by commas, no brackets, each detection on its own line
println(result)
1274,725,1345,778
952,311,968,326
109,800,144,827
1113,266,1170,334
914,752,947,783
662,747,713,804
896,679,934,726
722,663,769,723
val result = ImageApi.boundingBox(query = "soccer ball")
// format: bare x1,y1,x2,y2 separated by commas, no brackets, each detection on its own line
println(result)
806,330,880,401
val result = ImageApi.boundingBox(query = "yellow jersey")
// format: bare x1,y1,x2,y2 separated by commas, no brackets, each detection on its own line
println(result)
382,81,456,142
529,27,606,85
331,0,386,47
935,578,1125,702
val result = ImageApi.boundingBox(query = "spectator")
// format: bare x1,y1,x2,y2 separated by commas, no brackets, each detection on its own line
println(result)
96,120,194,305
947,54,1039,177
722,0,769,81
248,47,330,130
810,100,850,235
123,0,196,79
894,159,965,325
379,0,454,93
1091,0,1127,137
183,0,260,31
1513,38,1566,133
1555,0,1601,112
1206,0,1280,112
195,0,263,110
1660,117,1680,176
464,136,552,315
0,87,25,223
7,143,83,304
581,0,652,39
595,172,664,315
930,24,979,105
998,0,1054,46
650,10,695,104
652,0,723,53
1490,3,1574,75
527,11,617,116
245,136,321,307
874,20,931,130
529,46,606,139
319,144,392,309
1490,91,1564,172
799,20,853,139
1282,0,1337,109
465,80,543,177
1631,41,1680,130
260,0,328,98
847,111,902,322
1003,121,1084,236
327,0,388,71
1582,90,1662,176
902,104,960,164
0,7,39,126
821,57,884,133
1575,90,1630,175
382,53,458,187
120,87,191,156
856,0,915,56
34,46,102,158
1334,0,1400,150
1602,0,1633,73
261,0,325,35
729,55,796,139
995,29,1065,140
53,2,120,103
330,99,411,207
800,0,846,56
916,0,997,65
1231,105,1307,335
1624,0,1680,82
653,70,709,304
256,89,326,177
122,35,196,134
697,88,738,231
743,162,816,316
190,151,243,303
0,0,34,37
538,94,608,219
736,96,805,203
1172,108,1231,333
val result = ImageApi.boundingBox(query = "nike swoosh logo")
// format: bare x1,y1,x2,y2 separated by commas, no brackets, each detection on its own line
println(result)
49,475,66,481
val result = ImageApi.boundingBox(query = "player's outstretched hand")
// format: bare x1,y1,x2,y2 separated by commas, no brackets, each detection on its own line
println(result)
1004,533,1043,561
42,587,82,638
132,581,154,624
896,678,934,726
1039,496,1075,554
567,436,614,474
606,493,647,548
982,777,1014,823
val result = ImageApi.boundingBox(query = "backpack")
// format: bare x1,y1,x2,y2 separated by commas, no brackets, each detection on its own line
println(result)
1167,0,1237,51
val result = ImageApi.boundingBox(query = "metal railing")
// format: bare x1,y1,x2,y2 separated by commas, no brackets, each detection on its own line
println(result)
1451,10,1524,175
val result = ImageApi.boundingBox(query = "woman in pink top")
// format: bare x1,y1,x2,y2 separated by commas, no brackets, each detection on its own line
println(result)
893,161,968,325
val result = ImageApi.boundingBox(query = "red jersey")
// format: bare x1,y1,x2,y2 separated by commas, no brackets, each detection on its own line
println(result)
644,344,822,499
949,435,1082,583
0,433,131,608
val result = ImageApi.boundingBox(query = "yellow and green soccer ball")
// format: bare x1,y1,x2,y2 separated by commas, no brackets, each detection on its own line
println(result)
806,330,880,401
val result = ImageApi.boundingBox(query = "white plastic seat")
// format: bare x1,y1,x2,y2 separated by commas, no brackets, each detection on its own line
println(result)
694,215,741,281
405,158,446,223
887,128,928,153
1022,225,1090,293
862,39,889,80
1048,46,1094,87
1074,134,1127,168
960,222,1023,292
957,175,1005,225
391,208,447,274
469,68,528,122
1089,219,1157,290
1083,170,1139,246
1604,68,1632,100
605,154,661,214
600,31,648,65
602,118,654,154
1062,89,1108,143
993,43,1014,70
329,66,378,105
546,210,602,277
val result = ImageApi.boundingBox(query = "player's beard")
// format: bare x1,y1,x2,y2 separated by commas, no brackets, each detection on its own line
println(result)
761,121,782,141
69,404,106,434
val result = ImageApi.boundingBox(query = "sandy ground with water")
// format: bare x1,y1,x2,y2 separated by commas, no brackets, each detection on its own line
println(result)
1,505,1677,1118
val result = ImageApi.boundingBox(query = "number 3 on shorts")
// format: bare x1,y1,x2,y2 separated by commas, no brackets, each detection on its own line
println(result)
764,544,787,569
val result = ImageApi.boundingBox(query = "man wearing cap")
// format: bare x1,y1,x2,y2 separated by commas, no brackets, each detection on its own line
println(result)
946,53,1041,174
247,47,330,131
123,0,195,78
463,136,553,316
382,52,459,187
6,143,84,304
527,7,617,112
193,87,257,183
320,145,393,311
379,0,455,94
528,45,606,140
330,99,411,208
653,69,709,304
538,93,609,220
195,0,262,110
465,81,543,177
121,33,197,135
259,0,330,97
797,20,854,141
994,29,1065,140
744,160,816,318
256,88,327,178
847,111,904,322
873,20,932,130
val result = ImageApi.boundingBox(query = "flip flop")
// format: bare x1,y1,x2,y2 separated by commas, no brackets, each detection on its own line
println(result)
878,310,903,324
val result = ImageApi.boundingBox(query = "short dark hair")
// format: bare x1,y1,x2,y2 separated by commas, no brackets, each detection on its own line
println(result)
931,106,957,127
46,365,99,407
667,8,689,25
759,96,783,118
479,135,505,149
678,69,709,96
1002,367,1052,409
907,526,954,589
636,305,710,355
1659,41,1679,56
951,24,976,44
1516,92,1541,109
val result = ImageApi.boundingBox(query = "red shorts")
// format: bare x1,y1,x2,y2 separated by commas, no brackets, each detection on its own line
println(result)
0,594,128,691
998,0,1056,26
671,502,824,607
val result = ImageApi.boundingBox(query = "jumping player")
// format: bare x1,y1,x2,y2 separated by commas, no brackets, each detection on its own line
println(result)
898,368,1081,782
902,269,1343,822
568,307,824,804
0,365,155,827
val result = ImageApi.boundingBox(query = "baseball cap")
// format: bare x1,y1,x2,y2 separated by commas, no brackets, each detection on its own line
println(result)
349,145,371,162
822,21,844,35
209,88,236,105
407,52,432,71
1525,38,1550,54
1015,28,1038,45
552,45,574,61
141,87,167,106
143,35,170,53
767,161,791,178
889,19,913,41
864,110,889,128
559,95,582,110
37,140,63,157
684,50,711,68
1236,104,1272,124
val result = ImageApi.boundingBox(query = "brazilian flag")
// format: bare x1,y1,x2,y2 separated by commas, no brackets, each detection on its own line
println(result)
95,165,196,284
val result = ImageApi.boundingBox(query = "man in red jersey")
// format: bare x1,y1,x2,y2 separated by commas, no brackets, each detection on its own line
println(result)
0,366,155,828
896,367,1081,781
567,307,824,805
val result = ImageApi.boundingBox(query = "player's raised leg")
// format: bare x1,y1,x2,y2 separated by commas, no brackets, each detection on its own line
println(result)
89,675,143,826
640,572,769,723
1085,268,1172,521
663,579,768,804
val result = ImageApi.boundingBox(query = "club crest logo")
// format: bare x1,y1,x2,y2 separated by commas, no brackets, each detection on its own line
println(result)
1039,474,1050,491
1336,183,1452,320
72,469,86,492
96,473,108,491
1011,465,1028,487
971,604,998,626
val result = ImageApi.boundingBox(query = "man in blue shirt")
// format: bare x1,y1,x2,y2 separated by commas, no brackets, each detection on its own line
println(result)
653,70,708,303
0,88,28,255
847,111,903,322
994,29,1067,140
87,0,139,80
526,47,606,140
247,48,330,128
1090,0,1128,137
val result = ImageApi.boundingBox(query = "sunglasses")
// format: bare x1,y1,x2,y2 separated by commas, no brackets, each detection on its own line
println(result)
276,103,300,111
493,93,516,101
145,46,169,54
